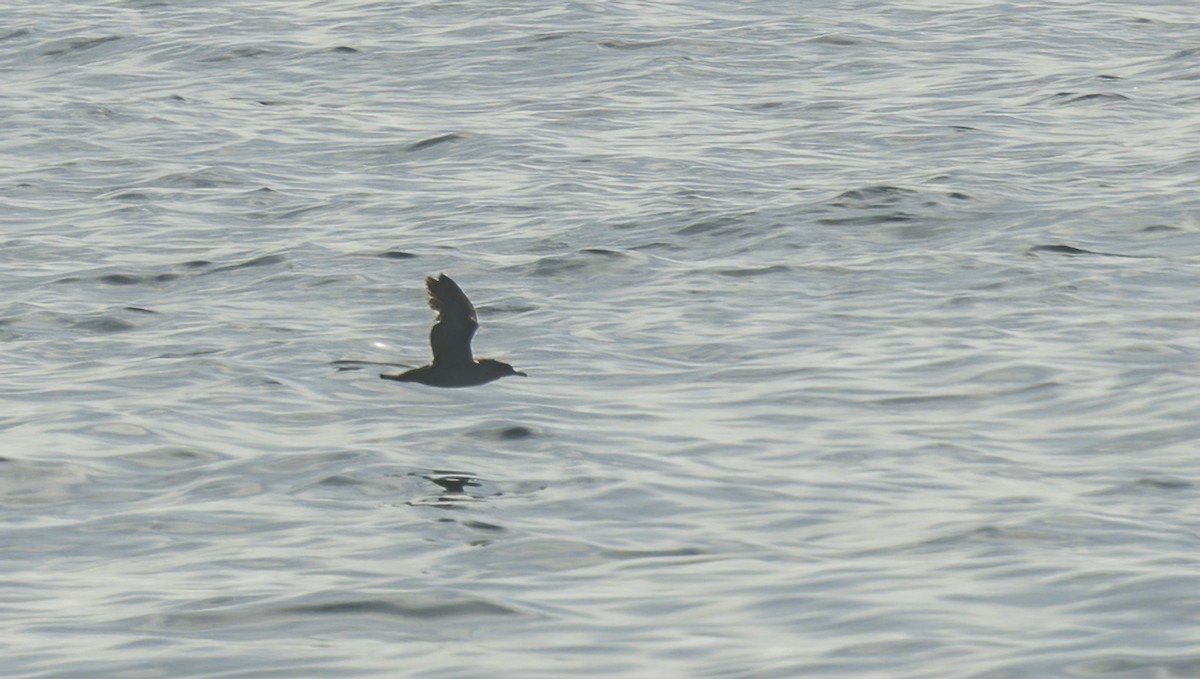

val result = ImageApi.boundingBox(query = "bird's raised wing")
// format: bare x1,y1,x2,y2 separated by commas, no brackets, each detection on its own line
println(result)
425,274,478,367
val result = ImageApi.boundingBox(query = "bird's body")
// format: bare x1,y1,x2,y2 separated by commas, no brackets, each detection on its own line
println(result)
381,274,525,388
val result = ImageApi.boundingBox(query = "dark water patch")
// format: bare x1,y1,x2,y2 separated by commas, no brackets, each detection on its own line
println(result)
603,546,709,560
868,393,968,408
329,45,359,53
1090,477,1194,496
94,270,181,286
0,29,29,42
111,447,225,471
677,214,749,237
460,520,505,533
73,315,136,333
1089,479,1190,506
255,203,327,222
200,46,271,63
1171,47,1200,60
714,265,791,278
43,35,122,56
153,593,523,633
818,212,916,226
0,459,96,509
171,476,266,501
1045,91,1131,105
109,191,151,201
123,306,156,314
1133,477,1192,491
292,469,392,498
99,274,142,285
1140,224,1179,233
498,426,535,439
76,267,174,286
1069,92,1130,103
481,301,537,315
831,185,917,208
530,247,641,276
210,253,286,273
1028,244,1095,256
820,187,921,224
515,32,575,51
597,38,674,50
470,424,537,441
312,474,366,490
1026,244,1146,258
281,596,521,620
98,272,176,285
631,241,676,252
183,260,213,269
1070,655,1200,678
807,33,861,46
155,168,244,190
156,348,221,359
818,186,972,228
407,133,462,152
379,250,417,259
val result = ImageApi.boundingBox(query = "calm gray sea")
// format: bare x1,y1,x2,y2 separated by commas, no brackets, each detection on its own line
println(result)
4,1,1200,677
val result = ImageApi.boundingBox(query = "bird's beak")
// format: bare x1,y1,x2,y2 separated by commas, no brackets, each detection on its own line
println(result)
515,370,528,377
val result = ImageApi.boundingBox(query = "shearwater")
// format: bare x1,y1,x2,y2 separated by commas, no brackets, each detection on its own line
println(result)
381,274,526,388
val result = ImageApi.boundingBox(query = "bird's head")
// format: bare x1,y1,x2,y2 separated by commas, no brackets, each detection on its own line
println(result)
478,358,527,380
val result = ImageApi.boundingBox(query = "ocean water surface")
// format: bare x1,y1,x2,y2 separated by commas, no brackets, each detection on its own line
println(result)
4,1,1200,677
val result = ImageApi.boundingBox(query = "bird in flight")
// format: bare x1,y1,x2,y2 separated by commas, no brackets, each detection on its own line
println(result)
381,274,526,387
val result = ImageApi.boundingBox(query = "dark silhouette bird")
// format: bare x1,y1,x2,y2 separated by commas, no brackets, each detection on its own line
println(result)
381,274,526,388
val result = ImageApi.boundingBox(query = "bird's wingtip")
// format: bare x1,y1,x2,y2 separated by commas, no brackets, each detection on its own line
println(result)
426,273,458,289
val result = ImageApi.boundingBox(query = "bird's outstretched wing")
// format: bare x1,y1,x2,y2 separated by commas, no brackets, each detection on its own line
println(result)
425,274,478,367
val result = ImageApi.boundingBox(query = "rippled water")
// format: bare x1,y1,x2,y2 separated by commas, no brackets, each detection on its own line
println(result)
5,1,1200,677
